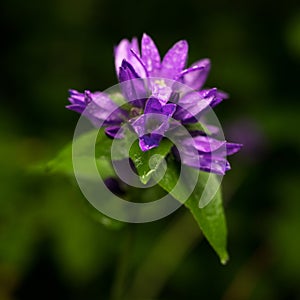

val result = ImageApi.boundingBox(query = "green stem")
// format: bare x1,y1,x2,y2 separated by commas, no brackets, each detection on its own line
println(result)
110,225,134,300
126,210,202,299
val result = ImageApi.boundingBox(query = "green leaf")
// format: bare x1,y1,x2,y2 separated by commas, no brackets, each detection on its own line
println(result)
156,157,229,264
44,128,128,229
129,138,173,184
46,129,115,180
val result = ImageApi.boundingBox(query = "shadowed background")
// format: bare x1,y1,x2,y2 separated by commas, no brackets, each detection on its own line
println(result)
1,0,300,299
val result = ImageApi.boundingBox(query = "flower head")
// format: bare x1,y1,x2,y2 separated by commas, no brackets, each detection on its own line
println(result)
67,33,242,175
115,33,212,90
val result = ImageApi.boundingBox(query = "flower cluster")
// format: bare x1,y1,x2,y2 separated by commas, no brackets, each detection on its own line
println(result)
67,34,242,175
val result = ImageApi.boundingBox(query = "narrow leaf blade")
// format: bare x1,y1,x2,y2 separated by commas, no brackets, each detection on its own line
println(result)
157,158,228,263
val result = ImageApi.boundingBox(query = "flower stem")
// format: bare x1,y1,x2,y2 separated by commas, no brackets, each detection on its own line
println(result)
126,210,202,299
110,225,134,300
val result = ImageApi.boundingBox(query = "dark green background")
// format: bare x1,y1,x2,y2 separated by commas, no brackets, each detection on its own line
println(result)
1,0,300,299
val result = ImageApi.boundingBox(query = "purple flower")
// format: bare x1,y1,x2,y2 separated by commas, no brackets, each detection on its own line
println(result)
114,33,212,91
130,97,177,151
67,33,242,175
67,89,128,138
176,135,242,175
118,60,148,108
173,88,228,124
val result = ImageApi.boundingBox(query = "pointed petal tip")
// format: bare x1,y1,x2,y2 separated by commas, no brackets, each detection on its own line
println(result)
200,58,211,65
141,33,161,73
142,32,152,41
226,143,243,155
199,58,211,71
179,58,212,90
141,33,155,47
217,89,229,99
177,39,188,49
161,39,189,78
114,38,130,54
168,40,188,57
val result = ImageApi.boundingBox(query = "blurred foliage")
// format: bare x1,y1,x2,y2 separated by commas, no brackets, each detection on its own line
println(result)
1,0,300,299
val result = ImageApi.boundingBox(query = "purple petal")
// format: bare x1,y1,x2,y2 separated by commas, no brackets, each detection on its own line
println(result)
131,37,140,55
141,33,161,74
162,103,176,116
119,60,147,108
139,133,163,151
130,112,171,151
182,134,242,157
216,89,229,100
179,58,211,90
193,136,226,152
130,48,149,77
119,59,141,81
182,135,226,153
105,126,124,139
181,152,230,175
174,133,236,174
67,89,92,114
226,143,243,155
131,114,169,151
144,97,162,113
161,40,188,79
68,89,85,105
174,88,227,123
87,91,116,111
67,90,127,127
209,90,226,108
130,115,147,137
84,92,121,125
198,88,228,108
144,97,176,116
177,134,241,174
130,114,169,137
65,103,84,114
114,39,133,74
174,91,212,122
176,140,230,175
114,38,147,78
